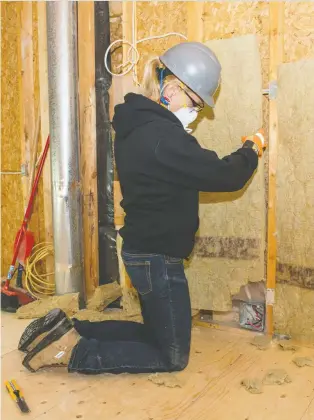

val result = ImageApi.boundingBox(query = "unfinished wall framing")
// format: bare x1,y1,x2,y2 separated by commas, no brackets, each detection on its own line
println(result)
110,1,314,340
2,2,314,341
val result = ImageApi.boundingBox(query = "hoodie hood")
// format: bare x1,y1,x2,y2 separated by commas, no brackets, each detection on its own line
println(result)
112,93,181,138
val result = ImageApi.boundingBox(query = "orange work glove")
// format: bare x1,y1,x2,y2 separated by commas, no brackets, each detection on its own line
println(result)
241,129,266,157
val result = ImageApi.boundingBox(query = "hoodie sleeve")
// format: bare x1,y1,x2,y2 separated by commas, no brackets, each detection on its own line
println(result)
154,124,258,192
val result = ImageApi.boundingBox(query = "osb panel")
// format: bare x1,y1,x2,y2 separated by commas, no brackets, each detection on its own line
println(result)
1,2,46,276
136,1,188,81
1,3,23,275
185,35,265,311
28,2,46,250
284,2,314,63
274,59,314,340
110,1,123,74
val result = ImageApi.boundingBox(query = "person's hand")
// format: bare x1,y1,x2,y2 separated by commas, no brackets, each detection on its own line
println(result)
241,129,266,157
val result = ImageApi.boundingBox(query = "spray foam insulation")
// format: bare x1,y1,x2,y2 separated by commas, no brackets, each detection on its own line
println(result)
184,35,265,311
273,59,314,342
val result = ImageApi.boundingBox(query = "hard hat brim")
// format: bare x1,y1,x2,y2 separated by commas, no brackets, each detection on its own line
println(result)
202,93,215,108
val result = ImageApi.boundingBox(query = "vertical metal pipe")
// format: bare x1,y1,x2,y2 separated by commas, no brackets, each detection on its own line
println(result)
46,0,85,297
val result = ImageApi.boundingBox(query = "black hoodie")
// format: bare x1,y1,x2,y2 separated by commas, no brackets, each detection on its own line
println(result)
113,93,258,258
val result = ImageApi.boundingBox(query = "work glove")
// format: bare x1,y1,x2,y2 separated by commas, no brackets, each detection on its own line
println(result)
241,129,266,157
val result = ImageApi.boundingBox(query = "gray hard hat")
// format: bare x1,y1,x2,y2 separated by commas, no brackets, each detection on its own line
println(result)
160,42,221,107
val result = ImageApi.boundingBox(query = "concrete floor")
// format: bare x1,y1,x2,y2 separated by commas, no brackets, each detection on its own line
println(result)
2,312,314,420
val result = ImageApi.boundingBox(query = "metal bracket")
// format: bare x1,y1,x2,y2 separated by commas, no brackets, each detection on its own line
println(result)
266,288,275,306
262,80,278,100
21,163,28,176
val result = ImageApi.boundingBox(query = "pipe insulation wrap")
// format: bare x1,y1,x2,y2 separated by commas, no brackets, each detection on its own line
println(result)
46,0,85,297
95,1,119,285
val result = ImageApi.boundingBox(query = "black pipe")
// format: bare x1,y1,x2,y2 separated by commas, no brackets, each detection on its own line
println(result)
94,1,119,285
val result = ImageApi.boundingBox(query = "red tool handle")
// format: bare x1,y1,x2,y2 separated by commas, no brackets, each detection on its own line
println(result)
4,136,50,288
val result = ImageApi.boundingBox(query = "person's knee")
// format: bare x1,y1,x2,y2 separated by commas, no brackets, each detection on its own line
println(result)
169,352,189,372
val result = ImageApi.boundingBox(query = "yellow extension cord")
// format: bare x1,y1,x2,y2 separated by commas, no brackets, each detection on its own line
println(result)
24,242,55,299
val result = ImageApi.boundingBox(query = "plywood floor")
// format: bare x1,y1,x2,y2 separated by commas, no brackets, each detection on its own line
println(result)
2,312,314,420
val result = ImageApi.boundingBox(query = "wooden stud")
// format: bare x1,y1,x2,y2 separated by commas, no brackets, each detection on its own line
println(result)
114,180,125,227
38,2,54,280
187,2,204,42
78,1,99,297
122,0,138,97
266,2,284,335
20,2,35,209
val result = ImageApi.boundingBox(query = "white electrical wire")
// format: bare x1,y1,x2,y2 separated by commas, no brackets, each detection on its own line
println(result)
0,171,22,175
104,0,187,85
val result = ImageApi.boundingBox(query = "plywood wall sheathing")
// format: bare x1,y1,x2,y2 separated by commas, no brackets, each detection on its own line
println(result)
20,2,35,209
109,1,123,76
78,2,99,297
28,3,46,267
136,1,188,80
1,3,24,275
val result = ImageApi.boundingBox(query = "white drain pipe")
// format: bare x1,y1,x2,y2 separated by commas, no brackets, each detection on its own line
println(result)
46,0,85,297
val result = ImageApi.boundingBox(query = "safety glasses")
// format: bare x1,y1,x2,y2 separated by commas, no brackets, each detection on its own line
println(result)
181,88,204,112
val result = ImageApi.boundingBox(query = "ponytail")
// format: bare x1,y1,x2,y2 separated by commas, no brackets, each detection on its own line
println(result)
141,56,181,103
141,57,163,102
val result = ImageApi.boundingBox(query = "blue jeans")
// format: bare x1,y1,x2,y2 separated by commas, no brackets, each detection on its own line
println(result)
68,248,192,374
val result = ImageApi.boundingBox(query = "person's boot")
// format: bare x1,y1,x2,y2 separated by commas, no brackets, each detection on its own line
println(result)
22,317,80,372
18,308,67,353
